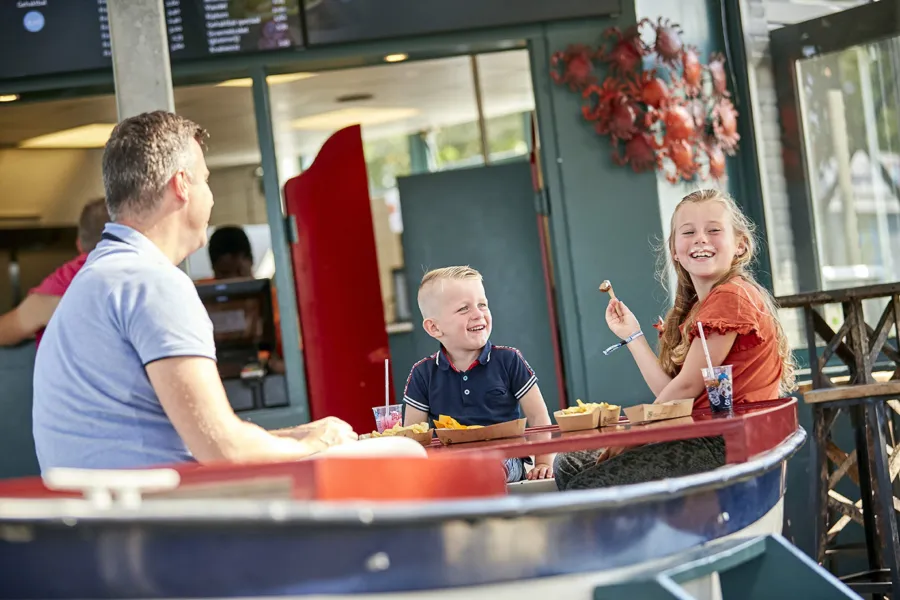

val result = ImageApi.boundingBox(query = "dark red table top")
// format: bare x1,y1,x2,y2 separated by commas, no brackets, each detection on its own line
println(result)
425,397,799,464
0,399,798,502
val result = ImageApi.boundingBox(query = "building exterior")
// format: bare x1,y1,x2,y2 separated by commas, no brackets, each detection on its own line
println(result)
1,0,898,565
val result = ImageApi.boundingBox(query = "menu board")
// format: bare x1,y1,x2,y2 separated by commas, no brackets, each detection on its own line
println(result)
303,0,618,46
0,0,304,81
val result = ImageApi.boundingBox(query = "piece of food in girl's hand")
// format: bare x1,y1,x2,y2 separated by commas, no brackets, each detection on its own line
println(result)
599,280,617,300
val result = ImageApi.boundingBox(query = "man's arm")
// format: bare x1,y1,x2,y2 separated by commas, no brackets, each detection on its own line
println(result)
0,294,60,346
146,356,356,463
519,385,555,479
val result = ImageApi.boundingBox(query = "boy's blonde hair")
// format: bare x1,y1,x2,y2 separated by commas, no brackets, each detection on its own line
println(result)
418,266,483,318
658,189,797,394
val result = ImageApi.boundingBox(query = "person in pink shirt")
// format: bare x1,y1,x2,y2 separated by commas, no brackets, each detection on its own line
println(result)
0,198,108,348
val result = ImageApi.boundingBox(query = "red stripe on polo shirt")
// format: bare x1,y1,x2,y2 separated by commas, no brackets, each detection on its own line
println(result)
493,345,535,375
404,352,437,395
440,348,479,372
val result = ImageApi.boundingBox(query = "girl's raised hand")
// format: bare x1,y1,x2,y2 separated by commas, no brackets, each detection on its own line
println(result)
605,298,641,340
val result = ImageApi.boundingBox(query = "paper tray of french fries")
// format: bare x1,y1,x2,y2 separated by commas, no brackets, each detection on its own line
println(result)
623,398,693,424
434,415,526,445
360,422,434,446
554,399,622,432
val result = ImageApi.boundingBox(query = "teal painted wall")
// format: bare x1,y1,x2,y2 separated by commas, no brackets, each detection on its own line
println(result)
530,1,756,405
531,16,672,407
530,4,816,560
638,0,731,264
0,345,40,478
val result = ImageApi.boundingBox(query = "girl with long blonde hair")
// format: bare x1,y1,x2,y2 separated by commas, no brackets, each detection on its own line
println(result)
555,189,796,491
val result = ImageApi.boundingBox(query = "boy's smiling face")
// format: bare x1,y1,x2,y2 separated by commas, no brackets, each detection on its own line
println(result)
422,278,492,352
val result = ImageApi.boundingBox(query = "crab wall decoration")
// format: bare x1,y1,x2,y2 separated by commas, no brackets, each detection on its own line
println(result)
549,17,740,183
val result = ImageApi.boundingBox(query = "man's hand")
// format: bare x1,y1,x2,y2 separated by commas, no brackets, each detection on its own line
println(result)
274,416,357,452
273,416,353,435
527,462,554,480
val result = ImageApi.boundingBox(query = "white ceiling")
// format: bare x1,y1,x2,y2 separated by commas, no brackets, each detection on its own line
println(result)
0,49,535,169
765,0,872,28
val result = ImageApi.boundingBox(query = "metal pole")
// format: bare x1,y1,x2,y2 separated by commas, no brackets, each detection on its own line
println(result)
856,46,894,282
470,55,491,165
250,67,310,422
106,0,175,119
828,90,863,266
107,0,189,273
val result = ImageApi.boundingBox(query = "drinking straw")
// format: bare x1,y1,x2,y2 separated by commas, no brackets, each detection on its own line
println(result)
696,321,716,377
384,358,390,409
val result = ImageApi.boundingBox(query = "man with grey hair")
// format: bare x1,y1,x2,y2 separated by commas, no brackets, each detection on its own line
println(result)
31,111,373,472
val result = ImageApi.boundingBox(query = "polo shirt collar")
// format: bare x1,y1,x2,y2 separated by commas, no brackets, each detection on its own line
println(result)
101,222,176,266
436,341,493,372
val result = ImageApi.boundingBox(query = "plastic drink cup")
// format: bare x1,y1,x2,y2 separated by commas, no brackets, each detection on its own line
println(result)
372,404,404,433
701,364,733,415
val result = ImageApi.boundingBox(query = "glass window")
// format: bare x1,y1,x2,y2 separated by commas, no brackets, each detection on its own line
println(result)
175,80,293,410
745,0,884,347
0,82,289,410
793,38,900,331
476,50,535,162
177,82,270,280
269,48,535,325
0,93,114,311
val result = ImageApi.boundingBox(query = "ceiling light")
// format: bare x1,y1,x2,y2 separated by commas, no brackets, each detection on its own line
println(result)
336,93,374,103
0,94,19,102
290,107,419,130
216,78,252,88
19,123,116,149
384,53,408,63
216,73,316,88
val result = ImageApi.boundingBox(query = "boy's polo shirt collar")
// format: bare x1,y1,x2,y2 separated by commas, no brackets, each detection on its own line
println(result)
436,342,493,372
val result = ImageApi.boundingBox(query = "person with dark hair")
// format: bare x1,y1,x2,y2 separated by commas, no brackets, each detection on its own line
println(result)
201,225,289,374
207,225,254,280
0,198,109,347
32,111,411,473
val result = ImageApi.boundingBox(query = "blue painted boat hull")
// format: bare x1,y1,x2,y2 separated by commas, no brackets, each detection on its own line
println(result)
0,429,805,598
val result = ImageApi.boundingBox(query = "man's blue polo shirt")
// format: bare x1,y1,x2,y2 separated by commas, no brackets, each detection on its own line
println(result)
32,223,216,473
402,341,538,426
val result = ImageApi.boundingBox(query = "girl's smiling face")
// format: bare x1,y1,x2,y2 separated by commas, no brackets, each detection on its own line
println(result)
672,199,745,284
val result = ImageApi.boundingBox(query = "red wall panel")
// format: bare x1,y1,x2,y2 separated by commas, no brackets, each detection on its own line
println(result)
284,125,392,434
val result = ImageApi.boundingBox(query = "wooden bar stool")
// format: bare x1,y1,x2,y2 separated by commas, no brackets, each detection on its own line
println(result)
805,381,900,598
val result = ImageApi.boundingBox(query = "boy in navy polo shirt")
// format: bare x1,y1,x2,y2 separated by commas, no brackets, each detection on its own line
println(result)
402,266,554,482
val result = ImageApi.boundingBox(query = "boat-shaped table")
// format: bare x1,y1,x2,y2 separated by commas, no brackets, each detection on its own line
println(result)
0,398,805,598
426,398,799,464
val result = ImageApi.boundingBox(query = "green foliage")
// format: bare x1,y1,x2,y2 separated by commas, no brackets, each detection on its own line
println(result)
362,111,531,192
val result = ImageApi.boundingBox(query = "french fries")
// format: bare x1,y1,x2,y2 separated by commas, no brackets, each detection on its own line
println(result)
369,422,430,437
433,415,484,430
559,399,619,415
